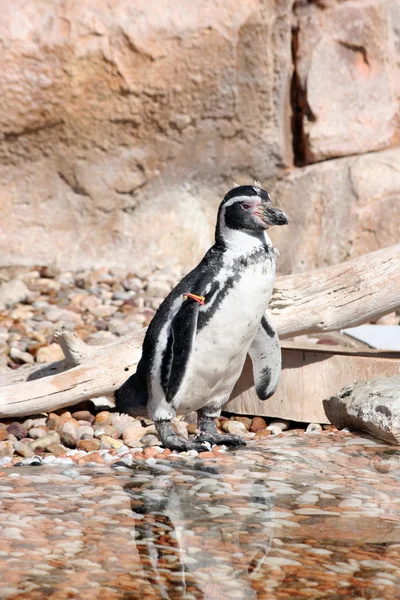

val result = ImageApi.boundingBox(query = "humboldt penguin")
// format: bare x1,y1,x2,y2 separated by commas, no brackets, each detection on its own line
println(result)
115,184,288,451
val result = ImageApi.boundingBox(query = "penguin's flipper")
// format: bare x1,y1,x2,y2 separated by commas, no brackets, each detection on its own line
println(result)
165,298,201,403
249,314,281,400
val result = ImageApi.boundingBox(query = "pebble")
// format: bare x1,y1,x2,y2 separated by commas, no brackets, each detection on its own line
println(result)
221,421,248,435
306,423,323,434
13,441,35,458
267,425,283,435
268,420,290,431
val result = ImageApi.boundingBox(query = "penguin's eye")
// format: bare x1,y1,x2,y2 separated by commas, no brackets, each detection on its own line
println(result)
242,203,250,210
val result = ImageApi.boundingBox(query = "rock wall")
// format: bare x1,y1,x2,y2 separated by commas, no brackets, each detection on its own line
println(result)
0,0,399,274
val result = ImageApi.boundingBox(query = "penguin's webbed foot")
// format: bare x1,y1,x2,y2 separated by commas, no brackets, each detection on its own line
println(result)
195,414,246,447
155,420,209,453
195,433,246,447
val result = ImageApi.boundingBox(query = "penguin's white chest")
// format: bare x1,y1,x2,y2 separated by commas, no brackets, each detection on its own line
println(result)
175,257,275,413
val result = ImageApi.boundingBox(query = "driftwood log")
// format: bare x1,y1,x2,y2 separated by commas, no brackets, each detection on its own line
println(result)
0,244,399,418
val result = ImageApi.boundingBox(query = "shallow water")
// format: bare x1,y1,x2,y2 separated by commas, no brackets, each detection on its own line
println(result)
0,432,400,599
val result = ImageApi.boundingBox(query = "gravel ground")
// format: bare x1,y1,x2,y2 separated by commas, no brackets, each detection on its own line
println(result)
0,431,400,599
1,266,400,598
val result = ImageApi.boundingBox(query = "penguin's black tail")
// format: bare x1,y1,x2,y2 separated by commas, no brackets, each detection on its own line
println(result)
114,373,148,418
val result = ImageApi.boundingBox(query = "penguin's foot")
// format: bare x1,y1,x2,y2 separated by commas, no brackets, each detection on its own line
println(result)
195,414,246,447
155,420,209,453
195,433,246,447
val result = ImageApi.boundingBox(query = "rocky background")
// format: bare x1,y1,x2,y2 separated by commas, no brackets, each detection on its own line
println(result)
1,0,399,276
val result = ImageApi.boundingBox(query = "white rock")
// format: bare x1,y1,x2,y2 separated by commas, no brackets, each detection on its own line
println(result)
268,420,290,431
0,280,29,308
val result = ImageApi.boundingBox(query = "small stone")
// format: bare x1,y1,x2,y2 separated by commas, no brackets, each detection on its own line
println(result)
36,343,64,363
183,411,197,425
0,429,7,442
23,417,47,429
60,422,77,447
251,417,267,432
46,443,66,456
7,422,28,440
123,424,148,447
30,432,61,451
109,413,136,435
305,423,323,434
71,410,94,423
13,440,35,458
173,421,189,439
267,425,283,435
94,411,112,426
0,441,14,458
9,347,34,364
140,434,160,447
232,416,252,430
28,427,48,439
268,420,290,431
46,415,60,430
255,429,272,438
187,423,198,435
76,438,101,452
221,420,247,435
0,280,29,308
100,435,124,450
94,425,119,439
76,425,94,440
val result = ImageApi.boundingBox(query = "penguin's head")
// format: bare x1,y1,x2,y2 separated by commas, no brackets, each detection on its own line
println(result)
217,184,288,242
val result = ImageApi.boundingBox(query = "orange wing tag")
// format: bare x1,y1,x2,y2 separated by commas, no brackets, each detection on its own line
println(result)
183,293,205,305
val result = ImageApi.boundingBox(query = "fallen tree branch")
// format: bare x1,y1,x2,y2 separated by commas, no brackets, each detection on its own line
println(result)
271,244,400,338
0,244,399,418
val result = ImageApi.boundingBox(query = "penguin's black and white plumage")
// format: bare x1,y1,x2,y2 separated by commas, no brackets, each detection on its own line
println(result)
115,184,288,451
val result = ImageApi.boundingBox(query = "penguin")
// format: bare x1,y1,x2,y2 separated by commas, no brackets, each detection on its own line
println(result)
115,184,288,451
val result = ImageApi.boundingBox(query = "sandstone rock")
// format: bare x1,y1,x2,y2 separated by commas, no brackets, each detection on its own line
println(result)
76,425,95,440
22,417,47,430
268,420,290,431
295,0,399,162
255,429,272,438
76,438,101,452
60,422,78,447
173,421,189,439
94,411,112,426
28,427,48,439
71,411,94,424
187,423,198,435
30,432,61,451
140,434,160,447
46,443,67,456
221,420,248,435
0,0,293,272
100,435,124,450
269,147,400,274
0,280,29,308
250,417,267,432
36,343,64,364
109,413,136,436
0,441,14,458
94,425,119,439
7,423,28,440
123,424,148,447
9,347,34,365
231,416,252,431
323,375,400,445
13,440,35,458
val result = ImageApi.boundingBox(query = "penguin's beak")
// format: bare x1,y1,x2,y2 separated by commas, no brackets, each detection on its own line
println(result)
261,204,288,226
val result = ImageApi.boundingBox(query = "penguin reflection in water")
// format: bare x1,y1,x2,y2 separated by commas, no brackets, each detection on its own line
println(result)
115,184,288,451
